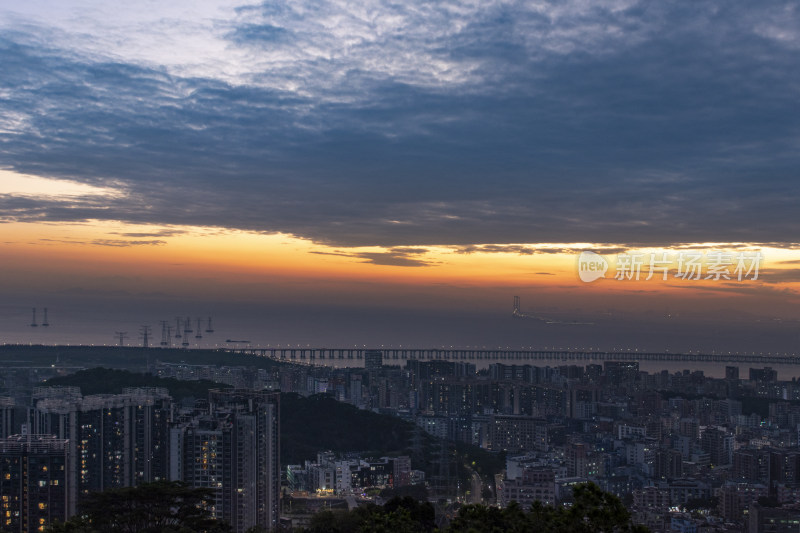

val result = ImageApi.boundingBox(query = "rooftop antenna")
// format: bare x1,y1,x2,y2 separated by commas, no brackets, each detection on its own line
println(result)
195,318,203,339
184,316,193,333
115,331,128,347
205,316,214,333
30,308,38,327
140,325,152,348
159,320,170,347
175,317,182,338
42,307,49,327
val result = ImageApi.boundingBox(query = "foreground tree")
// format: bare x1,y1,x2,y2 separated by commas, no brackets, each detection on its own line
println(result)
47,481,231,533
559,482,647,533
449,483,648,533
447,501,530,533
305,497,435,533
300,483,648,533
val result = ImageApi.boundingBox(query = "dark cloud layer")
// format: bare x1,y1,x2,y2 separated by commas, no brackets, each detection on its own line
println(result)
1,0,799,247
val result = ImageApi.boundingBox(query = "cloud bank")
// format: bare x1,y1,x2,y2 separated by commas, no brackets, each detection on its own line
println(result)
1,0,799,247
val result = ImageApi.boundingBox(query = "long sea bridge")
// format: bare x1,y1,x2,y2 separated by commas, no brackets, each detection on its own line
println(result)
224,348,800,365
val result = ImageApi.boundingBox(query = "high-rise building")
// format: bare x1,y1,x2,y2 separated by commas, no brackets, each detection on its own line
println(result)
655,449,683,480
750,367,778,382
33,388,172,513
171,390,279,533
364,350,383,372
349,374,363,407
700,427,734,467
569,386,598,420
604,361,640,385
0,434,69,533
0,397,16,438
499,467,556,508
566,442,588,477
749,501,800,533
733,448,772,483
487,415,543,452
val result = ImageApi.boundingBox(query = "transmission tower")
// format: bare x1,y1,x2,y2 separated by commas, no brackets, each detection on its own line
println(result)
408,423,426,468
42,307,50,327
430,439,455,501
139,325,152,348
181,321,190,347
175,317,182,338
159,320,170,347
195,318,203,339
114,331,128,346
205,316,214,333
30,308,38,327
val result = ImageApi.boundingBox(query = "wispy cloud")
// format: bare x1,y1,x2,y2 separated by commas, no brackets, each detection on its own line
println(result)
311,246,435,267
455,244,630,255
90,239,167,247
34,237,166,247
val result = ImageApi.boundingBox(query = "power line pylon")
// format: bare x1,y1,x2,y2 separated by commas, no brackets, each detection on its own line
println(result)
114,331,128,347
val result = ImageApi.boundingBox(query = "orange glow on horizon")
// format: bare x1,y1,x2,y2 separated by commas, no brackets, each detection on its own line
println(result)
2,219,799,312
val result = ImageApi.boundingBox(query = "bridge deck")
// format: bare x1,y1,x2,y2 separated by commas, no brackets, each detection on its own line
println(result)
223,348,800,365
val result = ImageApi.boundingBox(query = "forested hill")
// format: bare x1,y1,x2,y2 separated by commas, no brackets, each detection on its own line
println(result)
43,368,414,466
45,367,229,400
43,368,503,480
280,392,412,464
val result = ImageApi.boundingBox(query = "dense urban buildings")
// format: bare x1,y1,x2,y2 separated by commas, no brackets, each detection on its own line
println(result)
0,383,281,531
4,350,800,531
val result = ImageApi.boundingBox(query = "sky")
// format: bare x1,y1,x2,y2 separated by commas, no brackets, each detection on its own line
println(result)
1,0,799,354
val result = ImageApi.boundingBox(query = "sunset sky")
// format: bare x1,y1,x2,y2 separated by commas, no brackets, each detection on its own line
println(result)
1,0,799,352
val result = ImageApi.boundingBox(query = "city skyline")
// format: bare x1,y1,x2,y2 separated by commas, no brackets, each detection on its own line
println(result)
1,1,799,351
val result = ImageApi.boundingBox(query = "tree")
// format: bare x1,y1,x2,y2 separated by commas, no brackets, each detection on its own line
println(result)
447,501,530,533
47,481,230,533
448,483,649,533
382,497,436,533
301,482,649,533
561,482,643,533
304,498,435,533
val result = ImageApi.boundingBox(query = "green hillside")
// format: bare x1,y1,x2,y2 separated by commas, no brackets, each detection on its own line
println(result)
41,367,503,487
45,367,229,400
